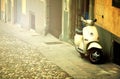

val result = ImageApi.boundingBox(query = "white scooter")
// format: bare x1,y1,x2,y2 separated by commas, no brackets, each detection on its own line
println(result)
74,17,103,64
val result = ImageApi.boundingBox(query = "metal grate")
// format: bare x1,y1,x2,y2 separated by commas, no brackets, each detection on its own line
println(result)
45,42,62,45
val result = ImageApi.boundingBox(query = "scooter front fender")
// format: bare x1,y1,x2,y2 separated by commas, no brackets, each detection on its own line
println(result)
87,42,102,50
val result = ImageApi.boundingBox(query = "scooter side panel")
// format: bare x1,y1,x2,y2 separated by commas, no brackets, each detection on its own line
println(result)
74,34,85,51
74,34,82,46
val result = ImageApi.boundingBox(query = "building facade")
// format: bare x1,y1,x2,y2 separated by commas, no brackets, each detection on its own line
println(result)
94,0,120,65
0,0,47,35
0,0,63,36
62,0,120,65
0,0,120,64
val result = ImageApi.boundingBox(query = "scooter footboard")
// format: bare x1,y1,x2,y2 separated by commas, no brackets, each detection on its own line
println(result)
87,42,102,50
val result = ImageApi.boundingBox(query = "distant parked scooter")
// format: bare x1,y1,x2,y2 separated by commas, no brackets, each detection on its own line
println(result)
74,17,103,64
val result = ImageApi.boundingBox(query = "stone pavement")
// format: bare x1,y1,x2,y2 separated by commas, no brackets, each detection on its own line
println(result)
0,22,73,79
0,21,120,79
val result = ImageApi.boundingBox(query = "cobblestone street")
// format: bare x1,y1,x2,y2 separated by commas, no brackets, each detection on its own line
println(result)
0,21,120,79
0,23,73,79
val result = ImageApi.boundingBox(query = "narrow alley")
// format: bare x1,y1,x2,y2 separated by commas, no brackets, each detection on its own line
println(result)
0,0,120,79
0,21,73,79
0,21,120,79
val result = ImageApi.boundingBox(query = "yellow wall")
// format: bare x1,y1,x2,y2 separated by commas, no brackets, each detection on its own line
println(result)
11,0,14,7
1,0,5,12
22,0,26,14
94,0,120,37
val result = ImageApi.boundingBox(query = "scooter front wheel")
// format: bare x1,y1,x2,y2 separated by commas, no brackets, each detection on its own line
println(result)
88,48,103,64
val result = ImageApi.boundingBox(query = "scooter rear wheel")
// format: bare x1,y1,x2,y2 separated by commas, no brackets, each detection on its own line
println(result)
88,48,103,64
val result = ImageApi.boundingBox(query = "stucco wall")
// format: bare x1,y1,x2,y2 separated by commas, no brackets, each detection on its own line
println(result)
95,0,120,62
48,0,62,38
94,0,120,37
1,0,5,21
25,0,46,35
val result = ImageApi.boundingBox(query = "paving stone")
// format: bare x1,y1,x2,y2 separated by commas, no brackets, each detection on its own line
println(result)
0,35,73,79
1,21,120,79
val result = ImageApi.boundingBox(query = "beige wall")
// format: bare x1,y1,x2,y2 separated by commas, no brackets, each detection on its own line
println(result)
94,0,120,37
22,0,26,15
20,0,46,35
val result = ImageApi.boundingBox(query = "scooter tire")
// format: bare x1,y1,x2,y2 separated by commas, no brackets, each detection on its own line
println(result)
88,48,103,64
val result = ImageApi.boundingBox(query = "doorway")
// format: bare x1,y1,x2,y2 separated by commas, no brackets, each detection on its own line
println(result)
14,0,22,24
30,13,35,30
46,0,62,38
113,41,120,65
70,0,90,39
83,0,89,19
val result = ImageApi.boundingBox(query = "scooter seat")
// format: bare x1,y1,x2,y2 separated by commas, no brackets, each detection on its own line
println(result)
75,29,83,35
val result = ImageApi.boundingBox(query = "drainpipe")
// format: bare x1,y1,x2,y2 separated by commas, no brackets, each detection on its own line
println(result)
89,0,94,19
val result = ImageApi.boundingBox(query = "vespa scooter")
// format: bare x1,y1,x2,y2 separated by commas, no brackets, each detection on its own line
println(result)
74,17,103,64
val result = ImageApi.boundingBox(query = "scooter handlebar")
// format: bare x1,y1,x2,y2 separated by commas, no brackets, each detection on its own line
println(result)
81,16,97,23
81,16,97,25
